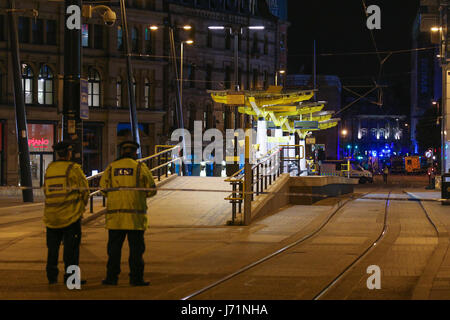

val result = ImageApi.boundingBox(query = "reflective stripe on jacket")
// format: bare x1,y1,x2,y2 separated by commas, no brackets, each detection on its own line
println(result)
43,161,89,228
99,158,156,230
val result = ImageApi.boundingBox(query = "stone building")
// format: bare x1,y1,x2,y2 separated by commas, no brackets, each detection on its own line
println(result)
0,0,288,186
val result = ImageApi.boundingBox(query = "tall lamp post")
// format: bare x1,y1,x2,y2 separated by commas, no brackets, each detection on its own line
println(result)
275,69,285,86
180,39,194,125
208,25,265,129
6,0,35,202
150,23,191,174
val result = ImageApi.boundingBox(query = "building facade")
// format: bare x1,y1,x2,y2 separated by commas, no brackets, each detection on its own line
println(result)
0,0,287,185
411,2,442,155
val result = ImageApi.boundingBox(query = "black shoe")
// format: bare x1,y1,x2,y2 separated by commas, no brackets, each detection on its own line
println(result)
130,280,150,286
48,279,58,285
102,279,118,286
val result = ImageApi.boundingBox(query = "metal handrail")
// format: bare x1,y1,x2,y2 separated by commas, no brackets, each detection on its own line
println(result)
86,145,181,213
225,147,283,224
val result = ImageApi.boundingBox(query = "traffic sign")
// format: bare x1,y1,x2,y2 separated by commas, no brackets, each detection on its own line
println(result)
294,121,319,130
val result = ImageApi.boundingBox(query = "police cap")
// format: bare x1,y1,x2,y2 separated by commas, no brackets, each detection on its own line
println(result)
53,141,73,152
119,140,140,150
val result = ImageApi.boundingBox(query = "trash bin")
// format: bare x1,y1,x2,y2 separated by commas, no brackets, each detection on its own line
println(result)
205,162,213,176
191,164,201,176
213,163,223,177
226,163,240,177
442,173,450,205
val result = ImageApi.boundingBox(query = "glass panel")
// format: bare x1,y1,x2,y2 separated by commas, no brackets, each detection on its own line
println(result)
45,80,52,91
82,24,89,47
42,154,53,185
46,93,53,105
93,95,99,107
27,124,54,152
30,154,40,188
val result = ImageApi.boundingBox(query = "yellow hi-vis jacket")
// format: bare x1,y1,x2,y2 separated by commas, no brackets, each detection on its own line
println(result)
43,161,89,228
99,157,156,230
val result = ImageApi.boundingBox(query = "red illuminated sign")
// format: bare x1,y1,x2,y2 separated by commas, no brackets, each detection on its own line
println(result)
28,138,50,149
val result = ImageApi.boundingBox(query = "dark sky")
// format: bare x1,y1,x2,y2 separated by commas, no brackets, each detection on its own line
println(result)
287,0,420,87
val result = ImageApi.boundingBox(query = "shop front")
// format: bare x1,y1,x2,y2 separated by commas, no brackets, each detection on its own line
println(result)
27,123,55,187
83,122,103,176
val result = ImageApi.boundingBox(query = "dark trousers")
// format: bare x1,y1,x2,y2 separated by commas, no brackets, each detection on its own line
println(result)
46,219,81,282
383,174,388,183
106,230,145,282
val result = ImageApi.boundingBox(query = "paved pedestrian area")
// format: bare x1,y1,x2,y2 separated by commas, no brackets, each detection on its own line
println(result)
0,183,449,300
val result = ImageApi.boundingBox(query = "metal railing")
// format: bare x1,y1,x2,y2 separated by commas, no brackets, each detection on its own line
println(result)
86,145,181,213
225,147,282,224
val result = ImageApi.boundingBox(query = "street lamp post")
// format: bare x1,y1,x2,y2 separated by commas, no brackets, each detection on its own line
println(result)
180,40,194,126
208,25,265,129
6,0,34,202
275,70,285,86
119,0,141,157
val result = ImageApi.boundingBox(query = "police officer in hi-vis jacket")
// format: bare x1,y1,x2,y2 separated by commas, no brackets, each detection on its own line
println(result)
100,141,156,286
43,141,89,285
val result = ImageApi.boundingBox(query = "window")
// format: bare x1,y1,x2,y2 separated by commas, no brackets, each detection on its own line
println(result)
18,17,30,43
207,29,213,48
32,19,44,44
264,35,268,55
117,26,123,51
252,69,258,89
0,15,5,41
82,24,89,47
22,64,33,104
225,31,231,50
88,69,101,107
252,33,259,55
38,65,54,105
144,78,150,109
263,70,268,89
131,27,139,53
46,20,56,45
188,64,195,89
206,64,212,90
116,77,122,107
144,27,152,54
225,66,231,90
94,25,104,49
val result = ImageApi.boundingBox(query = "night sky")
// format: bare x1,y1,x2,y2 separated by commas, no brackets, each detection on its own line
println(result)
287,0,421,98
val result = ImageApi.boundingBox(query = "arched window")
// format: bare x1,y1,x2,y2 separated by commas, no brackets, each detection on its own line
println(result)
22,63,33,104
117,26,123,51
116,76,122,107
144,78,150,109
131,27,138,53
88,69,101,107
38,65,54,105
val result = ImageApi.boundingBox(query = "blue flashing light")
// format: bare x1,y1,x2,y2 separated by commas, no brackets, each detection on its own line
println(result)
347,145,351,149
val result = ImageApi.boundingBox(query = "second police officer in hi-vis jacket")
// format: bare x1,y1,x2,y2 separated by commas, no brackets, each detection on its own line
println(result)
100,141,156,286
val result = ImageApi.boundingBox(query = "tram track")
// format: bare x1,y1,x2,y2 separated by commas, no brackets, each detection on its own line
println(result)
181,190,443,300
181,190,384,300
315,191,442,299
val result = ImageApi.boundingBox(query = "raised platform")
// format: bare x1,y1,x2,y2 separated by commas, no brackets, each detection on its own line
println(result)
251,174,358,222
289,176,358,205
